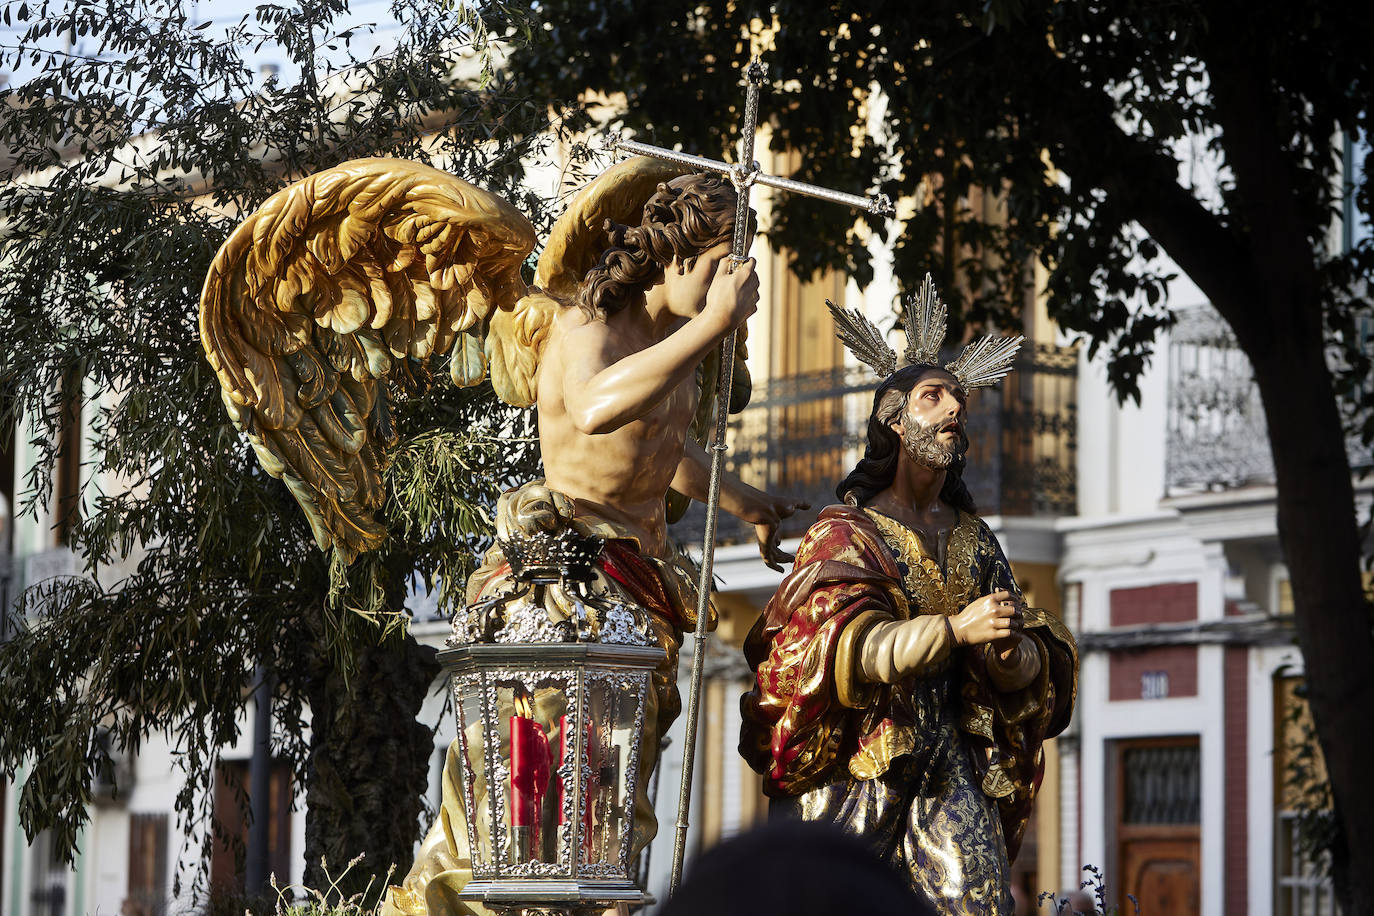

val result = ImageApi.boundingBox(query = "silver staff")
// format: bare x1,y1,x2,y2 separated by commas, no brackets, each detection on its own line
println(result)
608,55,894,896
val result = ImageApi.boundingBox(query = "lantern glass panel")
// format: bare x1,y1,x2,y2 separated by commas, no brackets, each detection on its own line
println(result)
456,680,487,870
579,675,644,869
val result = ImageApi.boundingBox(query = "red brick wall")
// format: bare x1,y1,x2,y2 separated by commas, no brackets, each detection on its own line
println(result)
1224,647,1249,915
1110,582,1198,627
1108,645,1198,701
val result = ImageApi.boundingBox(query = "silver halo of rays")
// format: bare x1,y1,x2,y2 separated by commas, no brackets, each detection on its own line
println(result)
827,273,1024,390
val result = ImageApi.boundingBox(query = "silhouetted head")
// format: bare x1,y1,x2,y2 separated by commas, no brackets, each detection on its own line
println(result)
659,819,936,916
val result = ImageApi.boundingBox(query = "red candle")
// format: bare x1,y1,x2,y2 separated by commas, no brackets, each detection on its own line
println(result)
510,714,550,838
556,714,569,826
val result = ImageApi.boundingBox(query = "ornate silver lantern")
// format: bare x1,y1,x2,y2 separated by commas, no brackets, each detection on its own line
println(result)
443,521,664,915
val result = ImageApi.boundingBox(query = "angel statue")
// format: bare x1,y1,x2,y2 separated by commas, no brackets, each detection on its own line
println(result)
739,277,1077,915
198,155,805,914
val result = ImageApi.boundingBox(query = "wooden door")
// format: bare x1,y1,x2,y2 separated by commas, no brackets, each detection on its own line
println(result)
1120,836,1200,913
1114,737,1201,915
210,759,294,896
128,813,169,916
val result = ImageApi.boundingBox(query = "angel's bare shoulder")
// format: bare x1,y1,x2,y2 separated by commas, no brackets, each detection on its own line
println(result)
548,305,617,363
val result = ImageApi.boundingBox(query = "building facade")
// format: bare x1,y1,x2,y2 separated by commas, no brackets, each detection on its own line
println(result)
1061,286,1355,915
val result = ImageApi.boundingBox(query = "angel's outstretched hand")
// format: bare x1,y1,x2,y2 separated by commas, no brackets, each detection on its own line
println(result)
742,492,810,572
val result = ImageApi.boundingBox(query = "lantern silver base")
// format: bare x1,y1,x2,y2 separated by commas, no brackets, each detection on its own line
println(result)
460,878,650,914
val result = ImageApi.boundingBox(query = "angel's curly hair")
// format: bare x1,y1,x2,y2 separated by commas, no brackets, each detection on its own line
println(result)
575,173,755,317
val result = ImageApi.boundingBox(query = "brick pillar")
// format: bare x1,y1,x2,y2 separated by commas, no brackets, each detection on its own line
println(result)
1223,647,1249,916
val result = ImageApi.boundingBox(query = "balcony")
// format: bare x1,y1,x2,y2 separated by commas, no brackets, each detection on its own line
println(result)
1165,305,1372,495
1165,307,1275,494
671,343,1080,547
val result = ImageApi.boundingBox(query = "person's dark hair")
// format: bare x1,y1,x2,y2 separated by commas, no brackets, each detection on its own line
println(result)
836,363,977,513
574,172,753,317
659,819,936,916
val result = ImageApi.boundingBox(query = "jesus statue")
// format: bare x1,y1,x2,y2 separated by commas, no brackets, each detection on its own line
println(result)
739,277,1077,915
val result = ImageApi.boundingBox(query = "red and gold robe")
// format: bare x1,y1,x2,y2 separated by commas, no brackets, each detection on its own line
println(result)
740,505,1076,913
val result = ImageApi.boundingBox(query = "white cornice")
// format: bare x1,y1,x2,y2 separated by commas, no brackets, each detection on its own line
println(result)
982,515,1062,566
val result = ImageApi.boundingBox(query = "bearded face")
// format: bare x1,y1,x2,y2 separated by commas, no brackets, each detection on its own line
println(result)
900,417,969,469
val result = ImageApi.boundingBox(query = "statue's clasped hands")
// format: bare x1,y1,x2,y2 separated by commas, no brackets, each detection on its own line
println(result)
950,590,1024,652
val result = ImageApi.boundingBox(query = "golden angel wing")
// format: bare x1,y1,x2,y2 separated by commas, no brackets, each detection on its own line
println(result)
199,157,536,560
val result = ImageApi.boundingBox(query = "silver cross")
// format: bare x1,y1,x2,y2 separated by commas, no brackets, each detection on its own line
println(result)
608,55,893,897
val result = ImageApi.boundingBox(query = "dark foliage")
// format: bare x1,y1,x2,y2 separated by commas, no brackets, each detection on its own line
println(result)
0,0,565,898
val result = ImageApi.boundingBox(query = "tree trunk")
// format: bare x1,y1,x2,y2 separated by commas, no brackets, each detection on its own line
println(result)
1132,13,1374,904
1246,325,1374,914
303,632,440,902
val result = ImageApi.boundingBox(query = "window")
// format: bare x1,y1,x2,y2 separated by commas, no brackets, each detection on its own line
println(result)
1275,811,1339,916
210,759,293,898
1121,742,1201,826
28,831,68,916
1165,305,1272,493
127,813,168,916
1274,676,1340,915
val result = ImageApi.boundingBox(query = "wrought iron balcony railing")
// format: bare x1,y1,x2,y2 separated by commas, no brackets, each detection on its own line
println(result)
1166,307,1275,493
671,344,1079,548
1165,305,1372,495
